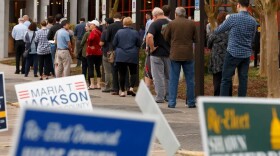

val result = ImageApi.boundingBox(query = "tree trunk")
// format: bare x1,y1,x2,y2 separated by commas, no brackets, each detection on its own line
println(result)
265,12,280,97
109,0,119,18
259,19,267,77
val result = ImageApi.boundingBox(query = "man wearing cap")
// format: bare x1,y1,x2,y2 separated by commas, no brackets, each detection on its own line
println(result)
54,20,74,77
12,18,28,74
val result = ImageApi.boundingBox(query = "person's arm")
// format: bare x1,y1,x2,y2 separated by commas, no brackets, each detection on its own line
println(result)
47,28,53,40
99,31,106,46
80,32,89,47
11,27,16,39
105,26,111,42
146,33,156,53
214,16,233,35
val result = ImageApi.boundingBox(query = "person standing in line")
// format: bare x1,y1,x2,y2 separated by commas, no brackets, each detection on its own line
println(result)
162,5,172,21
87,20,102,90
23,15,31,27
34,21,52,80
146,7,170,103
12,18,28,74
143,12,154,89
213,0,257,96
207,12,232,96
47,14,63,77
46,16,54,30
113,17,141,97
80,23,91,85
24,22,38,77
106,13,124,95
100,18,114,93
55,20,74,77
163,7,197,108
74,18,86,67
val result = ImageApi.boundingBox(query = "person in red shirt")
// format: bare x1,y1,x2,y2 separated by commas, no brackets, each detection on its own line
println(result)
87,20,102,90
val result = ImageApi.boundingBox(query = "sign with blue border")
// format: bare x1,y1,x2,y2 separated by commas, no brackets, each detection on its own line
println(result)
12,107,157,156
0,72,8,132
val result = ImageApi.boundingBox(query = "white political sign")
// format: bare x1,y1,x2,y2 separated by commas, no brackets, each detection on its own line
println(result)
135,80,181,156
15,75,92,111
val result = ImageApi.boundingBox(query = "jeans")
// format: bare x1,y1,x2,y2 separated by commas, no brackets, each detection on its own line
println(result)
25,54,38,76
213,72,232,96
220,52,250,97
150,56,170,102
168,60,195,107
50,44,56,76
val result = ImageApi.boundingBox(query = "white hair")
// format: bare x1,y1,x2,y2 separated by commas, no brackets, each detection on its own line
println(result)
175,7,186,17
152,7,164,17
226,14,230,19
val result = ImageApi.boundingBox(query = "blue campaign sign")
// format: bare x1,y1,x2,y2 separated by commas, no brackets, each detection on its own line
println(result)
0,72,8,132
195,0,199,9
12,107,157,156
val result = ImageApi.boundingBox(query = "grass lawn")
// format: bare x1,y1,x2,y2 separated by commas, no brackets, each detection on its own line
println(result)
1,58,268,98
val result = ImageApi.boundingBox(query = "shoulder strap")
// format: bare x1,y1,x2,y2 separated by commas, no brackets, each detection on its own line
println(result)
30,32,35,43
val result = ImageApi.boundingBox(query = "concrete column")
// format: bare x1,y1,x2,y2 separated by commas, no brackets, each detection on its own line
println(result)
96,0,100,20
25,0,38,22
0,0,9,58
69,0,77,24
39,0,49,21
101,0,106,22
80,0,89,21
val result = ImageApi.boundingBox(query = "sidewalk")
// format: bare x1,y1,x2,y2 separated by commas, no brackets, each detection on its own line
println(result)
0,62,203,156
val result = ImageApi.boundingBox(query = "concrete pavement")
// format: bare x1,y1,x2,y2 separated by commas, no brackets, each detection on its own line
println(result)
0,61,204,156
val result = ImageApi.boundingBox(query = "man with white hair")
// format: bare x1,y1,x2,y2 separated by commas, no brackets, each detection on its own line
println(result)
23,15,31,27
12,18,28,74
146,7,170,103
163,7,197,108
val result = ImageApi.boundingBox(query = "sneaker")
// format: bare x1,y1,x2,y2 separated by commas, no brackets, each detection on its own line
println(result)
111,91,119,95
127,90,136,96
34,74,38,77
168,105,175,108
102,89,111,93
156,100,164,103
15,71,20,74
188,105,196,108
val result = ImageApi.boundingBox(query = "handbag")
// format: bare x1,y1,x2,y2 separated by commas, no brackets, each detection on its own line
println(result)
23,32,35,58
107,51,115,63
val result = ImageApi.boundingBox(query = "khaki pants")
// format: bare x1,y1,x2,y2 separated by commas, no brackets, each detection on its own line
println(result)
55,50,72,77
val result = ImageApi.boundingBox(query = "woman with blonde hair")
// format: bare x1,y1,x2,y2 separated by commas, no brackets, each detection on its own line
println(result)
113,17,141,97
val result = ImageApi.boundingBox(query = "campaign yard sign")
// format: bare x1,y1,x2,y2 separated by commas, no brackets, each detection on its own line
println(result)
198,97,280,156
15,75,92,111
0,72,8,132
12,107,157,156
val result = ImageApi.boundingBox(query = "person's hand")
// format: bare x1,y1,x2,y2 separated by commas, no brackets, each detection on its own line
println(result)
150,47,158,53
89,46,95,49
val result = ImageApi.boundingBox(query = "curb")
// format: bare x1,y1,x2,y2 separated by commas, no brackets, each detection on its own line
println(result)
176,150,204,156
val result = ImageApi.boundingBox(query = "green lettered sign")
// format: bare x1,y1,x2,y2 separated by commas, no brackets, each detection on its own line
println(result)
198,97,280,156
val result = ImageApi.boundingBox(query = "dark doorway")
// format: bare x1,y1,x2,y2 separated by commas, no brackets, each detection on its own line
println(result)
50,0,63,17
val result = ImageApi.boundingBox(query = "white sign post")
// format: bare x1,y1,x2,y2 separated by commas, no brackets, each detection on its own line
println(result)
15,75,93,111
135,80,180,156
132,0,136,23
102,0,106,23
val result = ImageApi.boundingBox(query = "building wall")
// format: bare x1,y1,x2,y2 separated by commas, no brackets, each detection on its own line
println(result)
69,0,77,24
39,0,49,21
0,0,9,58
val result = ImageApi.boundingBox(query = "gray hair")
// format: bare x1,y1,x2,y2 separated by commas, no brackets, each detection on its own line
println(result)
18,18,24,22
175,7,186,17
152,7,164,17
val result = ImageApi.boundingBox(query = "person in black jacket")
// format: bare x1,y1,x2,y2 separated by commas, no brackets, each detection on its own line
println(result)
106,13,124,95
47,14,63,76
